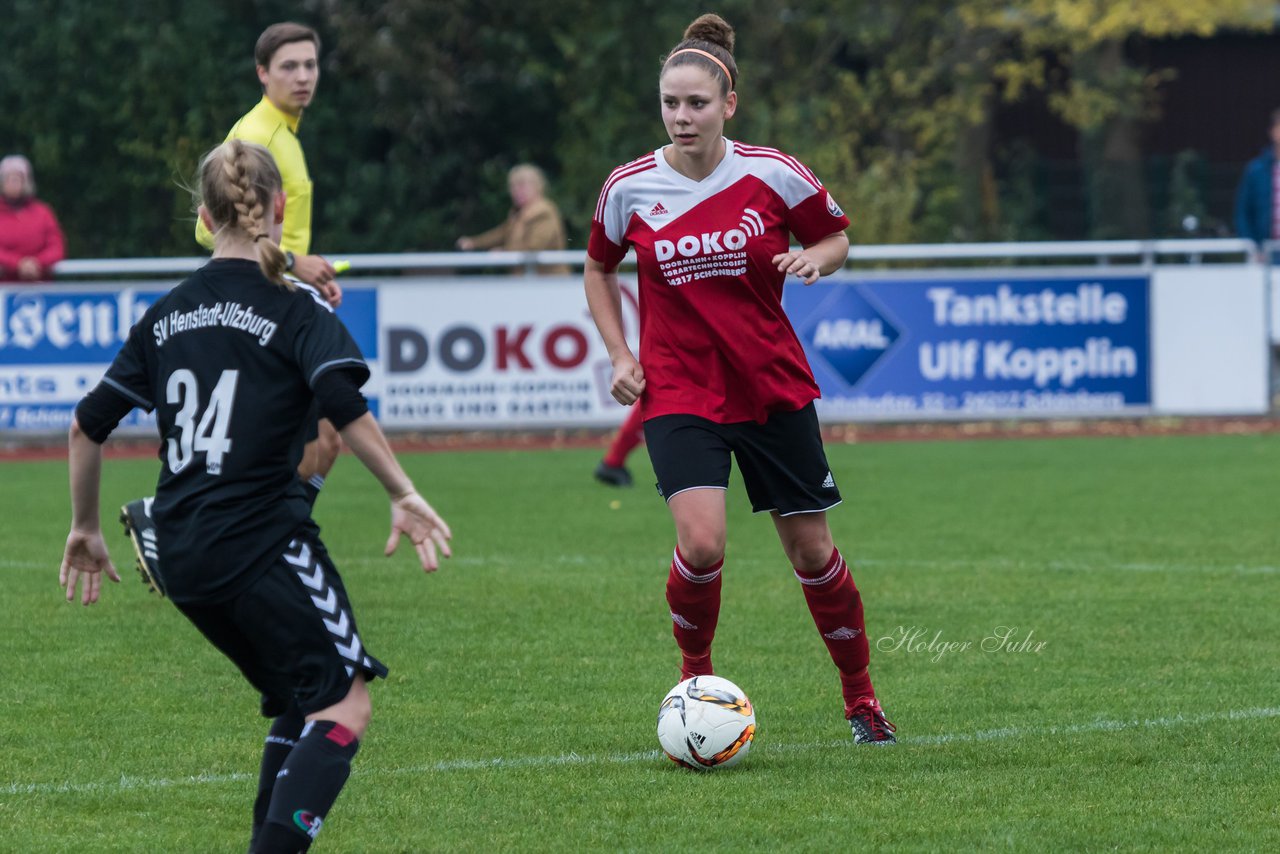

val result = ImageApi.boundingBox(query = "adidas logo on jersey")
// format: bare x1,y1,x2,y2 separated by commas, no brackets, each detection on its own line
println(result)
649,201,670,216
821,471,836,489
823,626,863,640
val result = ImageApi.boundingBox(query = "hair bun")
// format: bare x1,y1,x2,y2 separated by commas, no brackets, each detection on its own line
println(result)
683,13,734,54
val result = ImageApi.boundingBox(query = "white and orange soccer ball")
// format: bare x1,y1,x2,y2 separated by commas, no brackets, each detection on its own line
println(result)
657,675,756,770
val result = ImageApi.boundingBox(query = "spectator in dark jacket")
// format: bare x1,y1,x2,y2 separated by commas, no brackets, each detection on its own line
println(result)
0,154,65,282
1234,109,1280,260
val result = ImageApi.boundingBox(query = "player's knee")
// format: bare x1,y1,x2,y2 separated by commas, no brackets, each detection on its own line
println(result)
347,698,372,738
678,536,725,569
319,677,372,739
783,537,835,573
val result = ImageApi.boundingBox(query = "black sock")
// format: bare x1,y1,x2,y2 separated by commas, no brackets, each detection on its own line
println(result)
256,720,360,853
250,706,305,851
301,474,324,509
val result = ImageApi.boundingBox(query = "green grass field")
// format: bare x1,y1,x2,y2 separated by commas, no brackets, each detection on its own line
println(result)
2,432,1278,852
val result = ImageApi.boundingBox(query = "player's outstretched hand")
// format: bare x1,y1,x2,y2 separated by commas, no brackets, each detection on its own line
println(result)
59,529,121,606
610,355,646,406
386,492,453,572
773,250,822,285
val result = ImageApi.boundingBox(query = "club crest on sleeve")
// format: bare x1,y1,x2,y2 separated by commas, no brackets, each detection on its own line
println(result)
826,192,843,218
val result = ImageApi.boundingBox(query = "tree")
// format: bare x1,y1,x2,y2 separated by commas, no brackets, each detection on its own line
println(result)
0,0,304,258
966,0,1274,237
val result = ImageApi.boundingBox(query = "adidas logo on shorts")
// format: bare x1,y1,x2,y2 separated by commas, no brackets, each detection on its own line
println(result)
821,471,836,489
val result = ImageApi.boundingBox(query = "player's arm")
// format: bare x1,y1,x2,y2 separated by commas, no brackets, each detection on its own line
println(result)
289,253,341,307
584,257,644,406
66,323,155,601
773,231,850,285
61,416,122,605
266,131,341,305
457,221,508,251
313,370,451,571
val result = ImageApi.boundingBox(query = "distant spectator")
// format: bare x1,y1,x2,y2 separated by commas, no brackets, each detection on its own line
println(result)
0,154,65,282
1233,108,1280,261
457,164,570,274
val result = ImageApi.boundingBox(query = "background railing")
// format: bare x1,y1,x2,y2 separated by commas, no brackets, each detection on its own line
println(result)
48,238,1260,279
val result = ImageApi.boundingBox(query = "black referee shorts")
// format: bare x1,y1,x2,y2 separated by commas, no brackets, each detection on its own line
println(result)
175,531,388,718
643,402,842,516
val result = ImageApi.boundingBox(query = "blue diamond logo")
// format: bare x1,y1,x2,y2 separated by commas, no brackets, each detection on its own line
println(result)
799,287,899,389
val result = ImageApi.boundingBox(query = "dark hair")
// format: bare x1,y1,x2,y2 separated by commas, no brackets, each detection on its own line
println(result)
1270,107,1280,129
255,22,321,68
661,13,737,95
197,139,291,288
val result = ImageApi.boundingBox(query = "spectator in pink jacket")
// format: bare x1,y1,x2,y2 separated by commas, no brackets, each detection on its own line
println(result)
0,154,65,282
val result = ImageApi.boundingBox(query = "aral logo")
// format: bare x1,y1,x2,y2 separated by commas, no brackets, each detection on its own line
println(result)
655,208,764,261
801,287,899,389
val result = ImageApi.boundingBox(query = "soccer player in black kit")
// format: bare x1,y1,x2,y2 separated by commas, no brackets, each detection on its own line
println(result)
59,138,452,853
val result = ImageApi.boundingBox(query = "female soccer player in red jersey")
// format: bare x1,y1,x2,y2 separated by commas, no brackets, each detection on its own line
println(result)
585,13,895,744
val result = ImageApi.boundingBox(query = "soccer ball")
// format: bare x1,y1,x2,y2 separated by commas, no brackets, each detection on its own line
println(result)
657,675,756,770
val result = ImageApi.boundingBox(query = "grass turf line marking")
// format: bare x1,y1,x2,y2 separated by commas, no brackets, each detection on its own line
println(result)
10,554,1276,575
6,706,1278,797
339,554,1280,576
858,557,1280,576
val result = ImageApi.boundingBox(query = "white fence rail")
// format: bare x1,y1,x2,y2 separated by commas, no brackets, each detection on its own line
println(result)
3,240,1273,436
48,239,1261,279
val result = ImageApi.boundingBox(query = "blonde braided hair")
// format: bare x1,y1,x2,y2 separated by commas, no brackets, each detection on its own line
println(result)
198,139,292,289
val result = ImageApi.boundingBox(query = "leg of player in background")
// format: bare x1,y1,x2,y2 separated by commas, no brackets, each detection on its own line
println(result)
595,404,645,487
773,510,895,744
298,418,342,508
665,487,728,679
253,677,371,853
249,704,306,851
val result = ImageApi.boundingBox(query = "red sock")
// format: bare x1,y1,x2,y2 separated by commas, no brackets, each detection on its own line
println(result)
667,548,723,679
603,404,645,468
795,548,876,718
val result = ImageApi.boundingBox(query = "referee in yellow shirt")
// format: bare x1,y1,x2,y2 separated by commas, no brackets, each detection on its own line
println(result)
195,22,339,299
122,22,347,595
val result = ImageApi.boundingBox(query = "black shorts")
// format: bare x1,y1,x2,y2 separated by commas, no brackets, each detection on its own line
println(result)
643,402,842,516
175,531,388,718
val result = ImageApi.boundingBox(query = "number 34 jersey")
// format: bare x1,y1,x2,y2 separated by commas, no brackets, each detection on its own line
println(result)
103,258,368,603
588,139,850,425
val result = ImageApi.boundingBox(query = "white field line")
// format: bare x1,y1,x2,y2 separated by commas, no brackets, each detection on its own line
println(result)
338,554,1280,575
0,559,49,570
7,554,1277,575
855,557,1280,576
5,706,1278,797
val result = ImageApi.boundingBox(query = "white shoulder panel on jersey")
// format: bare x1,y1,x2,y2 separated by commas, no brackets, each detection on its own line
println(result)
595,153,660,246
605,140,828,234
731,141,824,209
291,278,335,313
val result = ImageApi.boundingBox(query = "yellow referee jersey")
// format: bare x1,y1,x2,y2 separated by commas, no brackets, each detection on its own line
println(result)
195,96,313,255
